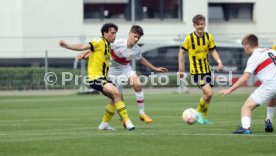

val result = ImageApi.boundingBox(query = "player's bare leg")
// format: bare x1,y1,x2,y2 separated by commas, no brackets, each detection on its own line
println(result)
129,74,153,123
233,97,258,134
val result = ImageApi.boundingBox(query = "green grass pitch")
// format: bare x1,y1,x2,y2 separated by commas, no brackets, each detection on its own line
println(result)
1,92,276,156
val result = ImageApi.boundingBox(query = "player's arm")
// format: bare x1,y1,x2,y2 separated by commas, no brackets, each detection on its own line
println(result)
76,50,91,61
178,48,185,78
210,49,224,71
59,40,91,51
139,57,168,72
219,72,251,96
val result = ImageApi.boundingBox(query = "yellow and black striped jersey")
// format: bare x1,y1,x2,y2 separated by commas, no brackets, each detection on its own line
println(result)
87,37,111,80
181,32,216,74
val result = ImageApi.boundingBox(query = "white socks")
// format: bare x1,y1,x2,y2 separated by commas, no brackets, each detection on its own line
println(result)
241,116,251,129
135,91,145,115
266,106,275,122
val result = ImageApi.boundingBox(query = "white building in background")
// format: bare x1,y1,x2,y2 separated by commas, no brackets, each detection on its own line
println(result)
0,0,275,62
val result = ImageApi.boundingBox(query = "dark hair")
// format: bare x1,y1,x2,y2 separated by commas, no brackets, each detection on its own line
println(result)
242,34,259,47
130,25,144,36
101,23,118,36
192,14,206,24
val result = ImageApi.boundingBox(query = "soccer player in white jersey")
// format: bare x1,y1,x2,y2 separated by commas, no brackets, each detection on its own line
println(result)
263,44,276,132
77,25,168,125
219,34,276,134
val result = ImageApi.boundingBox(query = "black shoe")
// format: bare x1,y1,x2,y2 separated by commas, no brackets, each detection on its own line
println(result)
265,119,273,132
232,126,252,134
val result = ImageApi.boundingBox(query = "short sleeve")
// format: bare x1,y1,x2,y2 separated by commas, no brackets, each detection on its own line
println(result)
244,53,260,74
181,35,190,51
208,34,216,50
89,39,99,52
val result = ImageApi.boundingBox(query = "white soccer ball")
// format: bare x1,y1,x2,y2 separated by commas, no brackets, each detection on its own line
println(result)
182,108,199,125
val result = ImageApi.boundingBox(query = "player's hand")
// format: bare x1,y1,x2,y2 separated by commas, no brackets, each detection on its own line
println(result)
76,52,88,61
59,40,67,48
155,67,168,73
75,54,83,61
219,89,231,97
218,63,224,71
178,69,184,78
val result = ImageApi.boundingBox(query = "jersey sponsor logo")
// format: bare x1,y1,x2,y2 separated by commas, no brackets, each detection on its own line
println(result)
111,50,131,65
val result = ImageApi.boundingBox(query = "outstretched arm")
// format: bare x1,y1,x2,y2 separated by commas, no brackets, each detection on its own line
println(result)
211,49,224,71
59,40,91,51
219,72,251,96
139,57,168,72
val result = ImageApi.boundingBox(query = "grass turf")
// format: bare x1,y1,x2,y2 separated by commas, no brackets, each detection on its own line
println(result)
1,92,276,156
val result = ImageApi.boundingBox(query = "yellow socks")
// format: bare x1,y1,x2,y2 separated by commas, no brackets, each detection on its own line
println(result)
102,103,116,123
197,98,209,118
197,98,206,113
115,101,129,121
202,102,209,118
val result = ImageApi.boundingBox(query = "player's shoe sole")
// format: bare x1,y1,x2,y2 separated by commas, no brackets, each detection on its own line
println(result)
139,114,153,123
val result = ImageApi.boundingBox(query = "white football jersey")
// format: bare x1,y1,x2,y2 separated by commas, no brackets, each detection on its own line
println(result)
109,39,142,75
244,48,276,84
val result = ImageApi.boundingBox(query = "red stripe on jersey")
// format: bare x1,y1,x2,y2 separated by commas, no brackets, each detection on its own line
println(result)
136,100,144,103
255,58,273,74
111,50,131,65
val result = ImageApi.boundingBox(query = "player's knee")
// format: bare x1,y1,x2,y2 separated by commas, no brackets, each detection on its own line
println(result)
205,91,213,98
112,89,121,98
133,83,142,92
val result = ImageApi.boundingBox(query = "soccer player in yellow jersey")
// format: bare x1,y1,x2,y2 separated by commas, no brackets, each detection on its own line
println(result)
59,23,135,131
76,25,168,126
178,14,224,124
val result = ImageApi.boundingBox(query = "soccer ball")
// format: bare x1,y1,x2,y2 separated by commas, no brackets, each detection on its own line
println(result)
182,108,199,125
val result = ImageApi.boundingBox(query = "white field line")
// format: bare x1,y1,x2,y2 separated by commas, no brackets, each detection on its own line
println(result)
0,131,276,137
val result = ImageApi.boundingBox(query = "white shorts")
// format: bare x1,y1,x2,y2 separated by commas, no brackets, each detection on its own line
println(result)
250,84,276,105
107,66,136,89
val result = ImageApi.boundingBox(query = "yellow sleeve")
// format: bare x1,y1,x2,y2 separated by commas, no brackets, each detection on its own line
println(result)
181,35,190,51
208,34,216,50
272,44,276,50
89,39,99,52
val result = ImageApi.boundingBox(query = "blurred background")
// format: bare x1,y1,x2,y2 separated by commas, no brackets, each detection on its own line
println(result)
0,0,275,91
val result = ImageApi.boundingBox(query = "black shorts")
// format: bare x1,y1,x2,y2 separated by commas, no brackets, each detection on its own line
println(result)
88,77,114,95
191,73,214,88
